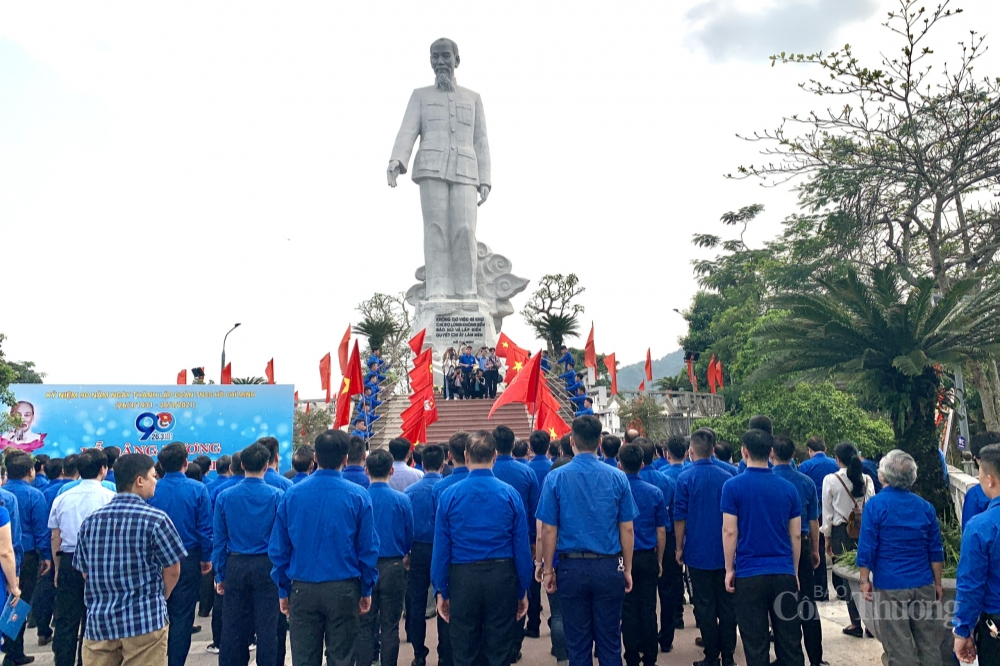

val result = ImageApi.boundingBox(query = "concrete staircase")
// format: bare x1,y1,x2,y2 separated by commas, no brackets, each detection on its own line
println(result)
370,395,534,448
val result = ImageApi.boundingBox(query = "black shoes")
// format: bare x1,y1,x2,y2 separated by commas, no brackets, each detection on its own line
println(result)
523,628,540,639
37,636,52,647
843,624,864,638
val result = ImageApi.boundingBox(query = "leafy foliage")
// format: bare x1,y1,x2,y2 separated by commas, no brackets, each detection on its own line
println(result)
232,376,267,385
293,405,333,450
618,395,670,441
355,293,413,390
0,335,43,434
521,274,585,354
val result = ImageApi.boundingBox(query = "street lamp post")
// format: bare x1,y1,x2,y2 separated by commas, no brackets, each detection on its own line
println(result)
221,323,242,375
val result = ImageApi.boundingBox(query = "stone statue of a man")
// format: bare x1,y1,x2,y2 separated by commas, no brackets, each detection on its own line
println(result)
387,38,491,300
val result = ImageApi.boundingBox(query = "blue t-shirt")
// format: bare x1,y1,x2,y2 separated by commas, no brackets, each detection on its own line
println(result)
963,483,990,529
626,475,667,551
799,453,840,502
954,497,1000,637
772,464,819,535
674,459,732,570
720,467,801,578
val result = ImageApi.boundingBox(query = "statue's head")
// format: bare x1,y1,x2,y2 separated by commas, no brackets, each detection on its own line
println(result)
431,38,459,91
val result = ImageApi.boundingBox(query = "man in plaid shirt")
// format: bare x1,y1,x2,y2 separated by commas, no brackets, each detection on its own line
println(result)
74,453,187,666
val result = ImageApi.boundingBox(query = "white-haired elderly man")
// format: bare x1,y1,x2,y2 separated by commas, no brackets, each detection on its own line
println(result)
856,449,945,666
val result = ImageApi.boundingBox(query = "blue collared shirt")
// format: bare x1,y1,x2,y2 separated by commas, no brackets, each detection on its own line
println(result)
674,459,732,570
292,472,310,484
626,475,666,551
713,456,738,476
147,472,213,556
432,469,533,600
798,453,840,502
212,478,281,583
459,354,477,370
493,455,540,541
652,458,668,471
856,486,944,591
432,466,470,504
663,463,684,482
639,465,676,526
270,469,379,598
73,494,187,641
5,479,51,560
211,474,243,504
556,352,573,366
575,407,595,417
772,464,819,535
720,467,801,578
32,474,48,490
527,456,552,492
205,475,230,505
264,468,293,492
367,482,413,558
603,457,619,468
861,459,883,493
537,453,638,556
389,461,424,492
42,479,70,510
954,496,1000,637
963,483,990,529
343,465,371,489
405,472,442,544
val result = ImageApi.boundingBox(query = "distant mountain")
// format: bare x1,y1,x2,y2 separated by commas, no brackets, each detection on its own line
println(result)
615,349,685,390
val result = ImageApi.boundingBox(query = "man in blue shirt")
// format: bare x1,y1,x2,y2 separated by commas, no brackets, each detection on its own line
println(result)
404,445,446,666
618,444,666,666
859,453,883,494
350,418,372,441
32,455,50,489
539,349,552,373
574,397,595,418
343,436,371,488
954,443,1000,665
353,450,413,666
525,430,553,639
433,430,533,666
798,436,840,602
213,443,282,666
600,435,622,467
662,436,687,481
674,428,738,666
537,415,639,666
492,425,540,661
103,446,121,485
36,456,74,647
205,456,232,502
556,346,573,369
721,429,803,666
291,445,314,483
257,437,293,492
772,437,824,666
269,429,379,666
147,443,214,666
962,433,1000,529
4,453,52,666
633,437,680,653
212,452,244,505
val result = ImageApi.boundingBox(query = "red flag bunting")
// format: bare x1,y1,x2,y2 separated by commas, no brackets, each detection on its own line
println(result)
686,357,698,393
409,328,427,356
707,355,717,394
584,324,597,372
645,348,653,382
265,358,275,385
346,341,364,397
715,359,725,390
496,332,522,358
490,351,543,419
319,353,332,403
177,369,186,385
638,380,645,392
402,418,427,448
338,325,351,376
603,353,618,396
537,392,571,439
333,377,352,428
504,346,531,384
221,363,232,385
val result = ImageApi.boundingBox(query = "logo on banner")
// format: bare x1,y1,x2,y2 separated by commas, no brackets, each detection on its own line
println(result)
136,412,176,441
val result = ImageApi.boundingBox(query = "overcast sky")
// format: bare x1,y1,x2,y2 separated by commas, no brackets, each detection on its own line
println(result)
2,0,996,396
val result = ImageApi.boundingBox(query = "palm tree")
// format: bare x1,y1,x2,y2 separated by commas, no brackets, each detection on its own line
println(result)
529,313,581,355
353,318,401,352
232,376,267,385
754,266,1000,514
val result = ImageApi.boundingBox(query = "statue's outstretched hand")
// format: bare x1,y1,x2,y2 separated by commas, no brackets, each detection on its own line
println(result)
387,160,402,187
478,184,490,206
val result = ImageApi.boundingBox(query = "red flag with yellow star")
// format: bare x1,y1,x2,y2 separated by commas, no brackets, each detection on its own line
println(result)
496,332,523,359
402,417,427,448
537,391,570,439
346,341,364,397
504,346,530,384
333,376,353,428
409,348,434,391
490,350,543,419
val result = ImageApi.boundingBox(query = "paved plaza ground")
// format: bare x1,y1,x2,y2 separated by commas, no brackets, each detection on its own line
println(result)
20,590,889,666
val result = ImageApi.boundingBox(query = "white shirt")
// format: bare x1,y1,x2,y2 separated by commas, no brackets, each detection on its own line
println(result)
821,468,875,536
389,461,424,492
48,479,116,553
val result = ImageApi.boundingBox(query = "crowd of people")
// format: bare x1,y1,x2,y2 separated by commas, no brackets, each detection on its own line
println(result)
0,409,995,666
440,346,502,400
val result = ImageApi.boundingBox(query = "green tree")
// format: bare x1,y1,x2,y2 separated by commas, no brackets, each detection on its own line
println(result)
568,348,611,388
736,0,1000,429
355,293,413,389
0,335,44,433
754,266,1000,515
293,406,333,449
521,274,585,354
232,377,267,385
618,395,669,440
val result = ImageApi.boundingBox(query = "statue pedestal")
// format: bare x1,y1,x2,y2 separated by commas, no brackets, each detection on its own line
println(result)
417,298,498,368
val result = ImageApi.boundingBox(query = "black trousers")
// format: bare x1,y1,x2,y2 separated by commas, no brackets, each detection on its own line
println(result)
657,540,682,649
200,570,216,616
355,558,407,666
797,536,824,665
622,550,658,666
167,550,203,666
485,371,500,399
211,590,223,646
829,524,861,626
288,578,361,666
688,567,737,663
526,579,542,633
220,554,278,666
449,560,518,666
977,614,1000,666
53,555,85,666
814,532,830,602
407,543,433,661
734,574,804,666
6,550,40,662
32,557,55,640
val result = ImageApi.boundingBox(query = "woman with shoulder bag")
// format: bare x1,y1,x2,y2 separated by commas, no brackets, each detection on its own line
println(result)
822,441,876,638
